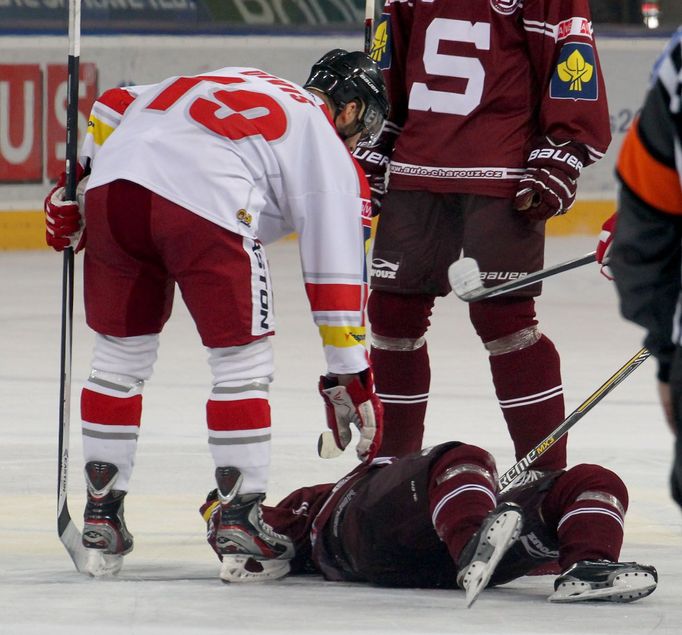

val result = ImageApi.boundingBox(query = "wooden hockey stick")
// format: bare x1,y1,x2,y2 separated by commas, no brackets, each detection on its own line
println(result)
57,0,89,573
498,347,651,490
448,252,597,303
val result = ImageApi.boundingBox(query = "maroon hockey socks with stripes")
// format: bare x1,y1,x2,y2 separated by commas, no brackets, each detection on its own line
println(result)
489,334,567,470
542,464,628,569
370,343,430,457
427,445,498,564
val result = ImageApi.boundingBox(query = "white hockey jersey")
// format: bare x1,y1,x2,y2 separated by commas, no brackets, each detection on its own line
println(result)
82,68,372,374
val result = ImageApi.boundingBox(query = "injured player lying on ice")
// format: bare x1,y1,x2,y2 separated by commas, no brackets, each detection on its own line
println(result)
201,441,657,606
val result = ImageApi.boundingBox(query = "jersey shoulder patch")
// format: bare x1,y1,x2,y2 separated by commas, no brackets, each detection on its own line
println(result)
549,42,598,101
371,14,392,70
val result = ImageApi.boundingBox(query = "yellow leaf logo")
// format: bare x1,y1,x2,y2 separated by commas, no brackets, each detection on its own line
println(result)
557,49,593,92
371,21,388,62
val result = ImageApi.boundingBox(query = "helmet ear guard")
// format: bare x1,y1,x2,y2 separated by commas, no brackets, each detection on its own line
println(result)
304,49,390,144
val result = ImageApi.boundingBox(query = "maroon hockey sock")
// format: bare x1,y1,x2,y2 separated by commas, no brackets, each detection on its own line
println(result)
489,334,567,470
542,464,628,569
371,344,430,457
427,445,498,564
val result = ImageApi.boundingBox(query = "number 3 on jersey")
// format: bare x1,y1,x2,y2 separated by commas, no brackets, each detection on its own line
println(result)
409,19,490,116
146,75,287,141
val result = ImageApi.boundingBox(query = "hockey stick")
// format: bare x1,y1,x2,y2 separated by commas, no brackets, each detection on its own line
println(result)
448,251,597,303
498,347,650,490
364,0,375,55
57,0,89,573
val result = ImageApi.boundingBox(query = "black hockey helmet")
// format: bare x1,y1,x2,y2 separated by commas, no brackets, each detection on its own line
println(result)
304,49,389,143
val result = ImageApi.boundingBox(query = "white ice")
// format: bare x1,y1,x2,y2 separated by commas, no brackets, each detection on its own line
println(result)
2,236,681,634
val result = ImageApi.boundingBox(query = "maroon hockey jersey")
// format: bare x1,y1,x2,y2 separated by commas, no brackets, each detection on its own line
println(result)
262,451,562,586
373,0,611,196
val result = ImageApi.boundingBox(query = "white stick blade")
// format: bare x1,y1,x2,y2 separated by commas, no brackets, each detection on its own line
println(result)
448,258,483,299
317,431,344,459
60,519,91,573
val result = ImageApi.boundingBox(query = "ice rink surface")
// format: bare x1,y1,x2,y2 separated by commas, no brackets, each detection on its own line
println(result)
2,236,681,635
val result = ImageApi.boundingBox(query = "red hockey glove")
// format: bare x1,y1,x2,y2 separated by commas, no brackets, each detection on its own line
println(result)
596,213,616,280
319,368,384,463
514,138,586,221
44,166,88,252
353,122,400,216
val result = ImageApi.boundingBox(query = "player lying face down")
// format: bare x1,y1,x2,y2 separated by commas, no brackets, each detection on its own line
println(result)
201,441,657,605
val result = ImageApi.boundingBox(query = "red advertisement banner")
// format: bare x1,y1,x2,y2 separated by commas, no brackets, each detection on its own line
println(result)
0,65,42,182
0,63,98,183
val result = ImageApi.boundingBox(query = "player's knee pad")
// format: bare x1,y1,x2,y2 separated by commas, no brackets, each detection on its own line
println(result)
208,337,274,386
552,463,629,515
429,444,498,492
368,290,435,340
468,298,539,354
91,333,159,384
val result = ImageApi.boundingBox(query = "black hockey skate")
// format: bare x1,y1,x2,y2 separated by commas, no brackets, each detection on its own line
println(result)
549,560,658,603
210,467,294,583
456,502,524,608
82,461,134,576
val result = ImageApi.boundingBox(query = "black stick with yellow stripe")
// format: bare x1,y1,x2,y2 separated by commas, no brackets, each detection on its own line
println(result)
498,347,651,490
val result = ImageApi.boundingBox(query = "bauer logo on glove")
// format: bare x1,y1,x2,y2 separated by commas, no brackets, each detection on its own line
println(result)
514,137,587,221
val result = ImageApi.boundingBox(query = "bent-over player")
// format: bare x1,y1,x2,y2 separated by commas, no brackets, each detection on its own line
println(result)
202,442,657,606
43,50,389,581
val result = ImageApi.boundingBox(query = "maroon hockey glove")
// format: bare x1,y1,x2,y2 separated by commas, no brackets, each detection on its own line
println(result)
514,138,587,221
44,165,88,252
353,122,400,216
596,213,617,280
319,368,384,463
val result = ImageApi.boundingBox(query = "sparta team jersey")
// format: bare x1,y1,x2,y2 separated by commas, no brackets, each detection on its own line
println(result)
81,69,373,374
372,0,612,196
262,445,561,585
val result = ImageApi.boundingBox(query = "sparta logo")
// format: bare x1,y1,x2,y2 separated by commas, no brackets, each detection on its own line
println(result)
490,0,520,15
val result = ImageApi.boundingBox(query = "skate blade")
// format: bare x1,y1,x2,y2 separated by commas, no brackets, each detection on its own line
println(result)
463,509,523,608
549,572,657,603
84,550,124,577
219,555,290,583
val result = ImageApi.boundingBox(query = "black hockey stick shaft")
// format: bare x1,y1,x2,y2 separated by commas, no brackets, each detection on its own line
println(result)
58,0,89,572
364,0,375,54
498,347,650,490
453,251,597,302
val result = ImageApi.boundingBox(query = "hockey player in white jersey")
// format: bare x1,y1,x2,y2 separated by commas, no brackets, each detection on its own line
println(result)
43,50,389,582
